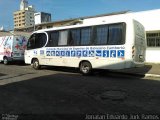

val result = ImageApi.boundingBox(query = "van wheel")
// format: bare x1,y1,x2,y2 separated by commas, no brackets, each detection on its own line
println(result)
32,59,41,70
80,61,92,75
3,57,9,65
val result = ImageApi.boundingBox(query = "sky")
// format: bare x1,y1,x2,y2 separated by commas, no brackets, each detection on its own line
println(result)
0,0,160,30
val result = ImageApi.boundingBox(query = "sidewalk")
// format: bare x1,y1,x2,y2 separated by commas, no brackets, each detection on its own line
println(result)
112,63,160,78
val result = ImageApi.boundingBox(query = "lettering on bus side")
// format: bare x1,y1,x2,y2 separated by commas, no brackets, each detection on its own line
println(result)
46,51,51,56
51,51,55,56
96,50,102,57
56,51,60,56
66,51,70,57
82,50,88,57
40,50,44,55
110,50,116,58
117,50,125,58
61,51,65,56
103,50,109,57
45,49,125,58
33,50,38,55
77,51,82,57
71,51,76,57
88,50,95,57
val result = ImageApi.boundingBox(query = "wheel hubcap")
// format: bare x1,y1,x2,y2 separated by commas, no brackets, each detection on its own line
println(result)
34,61,38,68
4,59,7,64
82,65,89,73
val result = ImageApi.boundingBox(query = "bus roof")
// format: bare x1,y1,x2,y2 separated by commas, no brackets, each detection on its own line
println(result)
34,13,134,33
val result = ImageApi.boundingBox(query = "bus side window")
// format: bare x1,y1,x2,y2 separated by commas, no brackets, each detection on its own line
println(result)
81,27,92,45
108,23,125,45
58,30,68,46
95,25,108,45
47,31,59,47
68,29,80,46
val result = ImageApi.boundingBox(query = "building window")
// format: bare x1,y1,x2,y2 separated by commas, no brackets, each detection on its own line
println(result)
147,32,160,47
47,26,52,28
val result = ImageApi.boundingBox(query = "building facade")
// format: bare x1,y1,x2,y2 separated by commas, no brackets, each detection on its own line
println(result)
132,9,160,63
20,0,28,10
34,12,51,25
13,0,35,30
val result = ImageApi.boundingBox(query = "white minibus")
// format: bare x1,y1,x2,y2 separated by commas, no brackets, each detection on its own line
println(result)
25,15,146,75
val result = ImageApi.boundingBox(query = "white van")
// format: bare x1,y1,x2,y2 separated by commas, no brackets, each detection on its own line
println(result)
0,35,28,64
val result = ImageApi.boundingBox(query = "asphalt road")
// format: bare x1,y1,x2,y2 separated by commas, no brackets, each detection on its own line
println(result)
0,63,160,120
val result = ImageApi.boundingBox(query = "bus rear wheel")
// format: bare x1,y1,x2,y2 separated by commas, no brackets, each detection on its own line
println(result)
80,61,92,75
32,59,41,70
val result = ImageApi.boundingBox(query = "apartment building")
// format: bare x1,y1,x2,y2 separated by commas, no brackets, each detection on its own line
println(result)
34,12,51,25
13,0,35,30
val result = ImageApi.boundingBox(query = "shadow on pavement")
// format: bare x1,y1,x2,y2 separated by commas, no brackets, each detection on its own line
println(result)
0,73,6,77
39,65,153,79
119,64,152,74
0,73,34,81
97,64,153,78
0,72,160,119
41,66,79,74
7,61,28,66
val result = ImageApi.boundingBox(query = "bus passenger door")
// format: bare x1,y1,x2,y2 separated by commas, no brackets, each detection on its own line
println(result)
45,48,64,66
25,32,48,65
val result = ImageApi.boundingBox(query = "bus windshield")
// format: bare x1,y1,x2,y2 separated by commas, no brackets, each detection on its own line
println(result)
27,33,47,50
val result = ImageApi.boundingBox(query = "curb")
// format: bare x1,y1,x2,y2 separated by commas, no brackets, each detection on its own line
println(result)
145,74,160,78
107,70,144,77
120,72,160,78
108,70,160,78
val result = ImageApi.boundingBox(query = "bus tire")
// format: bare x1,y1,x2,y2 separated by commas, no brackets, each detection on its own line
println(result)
32,59,41,70
80,61,92,75
3,57,9,65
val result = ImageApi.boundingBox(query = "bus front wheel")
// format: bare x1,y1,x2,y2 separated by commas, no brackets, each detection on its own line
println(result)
80,61,92,75
32,59,41,70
